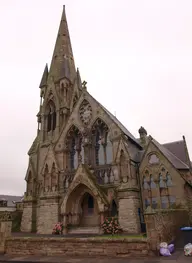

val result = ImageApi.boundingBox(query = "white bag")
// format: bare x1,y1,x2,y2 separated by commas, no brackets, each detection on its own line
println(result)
184,243,192,256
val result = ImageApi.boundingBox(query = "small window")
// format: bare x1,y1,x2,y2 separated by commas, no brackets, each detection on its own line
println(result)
169,196,176,206
159,174,166,188
144,198,150,208
166,173,173,187
143,176,150,190
150,175,156,189
151,197,157,209
161,196,169,209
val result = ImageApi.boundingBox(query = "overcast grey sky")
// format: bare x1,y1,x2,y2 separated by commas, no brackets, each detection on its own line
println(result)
0,0,192,195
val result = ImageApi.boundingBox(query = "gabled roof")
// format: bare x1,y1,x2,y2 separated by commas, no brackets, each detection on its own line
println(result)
163,140,189,165
88,92,142,149
0,195,23,207
152,138,189,170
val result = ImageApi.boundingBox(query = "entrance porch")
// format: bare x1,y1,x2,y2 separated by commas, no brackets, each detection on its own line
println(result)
61,183,108,234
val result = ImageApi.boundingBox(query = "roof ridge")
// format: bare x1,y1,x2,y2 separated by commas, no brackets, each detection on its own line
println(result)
163,140,183,145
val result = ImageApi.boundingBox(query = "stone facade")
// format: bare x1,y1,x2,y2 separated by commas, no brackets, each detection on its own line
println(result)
21,6,192,235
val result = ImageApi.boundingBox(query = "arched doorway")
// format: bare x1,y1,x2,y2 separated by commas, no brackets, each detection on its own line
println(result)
110,200,118,217
63,184,100,228
80,192,99,226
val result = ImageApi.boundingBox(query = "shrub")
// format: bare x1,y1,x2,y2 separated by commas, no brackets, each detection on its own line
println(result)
101,217,122,235
52,222,63,235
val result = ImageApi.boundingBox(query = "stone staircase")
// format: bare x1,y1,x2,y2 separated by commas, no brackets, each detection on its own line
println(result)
68,226,100,235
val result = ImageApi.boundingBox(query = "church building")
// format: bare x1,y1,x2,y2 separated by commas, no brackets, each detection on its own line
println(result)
21,6,192,234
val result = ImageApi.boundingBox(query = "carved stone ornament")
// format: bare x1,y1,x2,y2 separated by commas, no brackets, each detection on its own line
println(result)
79,100,92,125
0,212,13,222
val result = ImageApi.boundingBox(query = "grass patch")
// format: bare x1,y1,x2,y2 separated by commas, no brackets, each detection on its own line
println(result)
95,234,145,239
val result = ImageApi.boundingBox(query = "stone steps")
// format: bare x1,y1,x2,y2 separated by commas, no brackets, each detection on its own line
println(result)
68,226,100,235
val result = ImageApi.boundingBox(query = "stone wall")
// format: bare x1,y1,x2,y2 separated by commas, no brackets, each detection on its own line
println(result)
5,237,151,258
20,201,33,232
145,209,189,251
0,213,12,254
37,197,59,234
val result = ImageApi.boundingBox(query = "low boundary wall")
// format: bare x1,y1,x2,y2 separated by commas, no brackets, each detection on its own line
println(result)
5,236,152,258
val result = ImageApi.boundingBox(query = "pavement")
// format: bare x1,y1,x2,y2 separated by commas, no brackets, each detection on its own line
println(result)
0,250,191,263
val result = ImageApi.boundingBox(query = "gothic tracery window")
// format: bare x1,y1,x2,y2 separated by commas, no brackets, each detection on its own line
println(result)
66,125,83,170
46,100,56,132
92,119,112,166
142,167,176,210
143,172,157,209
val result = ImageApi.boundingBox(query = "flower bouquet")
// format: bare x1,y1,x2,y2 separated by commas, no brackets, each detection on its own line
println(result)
52,222,63,235
101,217,122,235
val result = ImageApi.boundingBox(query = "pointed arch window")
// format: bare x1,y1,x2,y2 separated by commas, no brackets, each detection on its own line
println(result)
142,172,157,209
166,172,173,187
44,164,49,188
51,163,57,188
92,119,112,166
66,125,83,170
46,100,57,132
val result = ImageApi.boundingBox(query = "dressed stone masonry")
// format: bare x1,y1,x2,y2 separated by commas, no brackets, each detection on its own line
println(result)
21,6,192,235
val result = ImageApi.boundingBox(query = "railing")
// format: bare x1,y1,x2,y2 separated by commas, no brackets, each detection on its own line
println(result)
94,165,114,185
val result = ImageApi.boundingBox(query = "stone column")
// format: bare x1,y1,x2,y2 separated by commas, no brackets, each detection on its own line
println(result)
21,199,34,232
0,212,13,254
144,209,159,251
118,183,141,234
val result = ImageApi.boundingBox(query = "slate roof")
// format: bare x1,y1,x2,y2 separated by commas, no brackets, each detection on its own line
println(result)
163,140,188,165
152,138,189,170
0,195,23,207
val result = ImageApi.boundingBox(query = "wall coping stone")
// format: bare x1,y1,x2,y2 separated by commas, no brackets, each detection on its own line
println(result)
6,236,147,243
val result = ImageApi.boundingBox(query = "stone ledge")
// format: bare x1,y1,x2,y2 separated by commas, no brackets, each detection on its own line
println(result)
6,236,147,243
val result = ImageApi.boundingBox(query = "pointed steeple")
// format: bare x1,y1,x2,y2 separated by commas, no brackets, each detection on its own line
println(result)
76,68,82,89
49,5,76,83
39,64,48,88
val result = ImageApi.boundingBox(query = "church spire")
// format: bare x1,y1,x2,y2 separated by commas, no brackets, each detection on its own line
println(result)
39,64,48,88
49,5,76,83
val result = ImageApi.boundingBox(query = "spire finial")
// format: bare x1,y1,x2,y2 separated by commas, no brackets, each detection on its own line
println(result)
49,6,76,82
39,64,48,88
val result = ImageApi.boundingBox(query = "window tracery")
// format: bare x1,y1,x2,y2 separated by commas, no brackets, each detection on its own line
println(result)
91,119,112,166
66,125,83,170
142,166,175,210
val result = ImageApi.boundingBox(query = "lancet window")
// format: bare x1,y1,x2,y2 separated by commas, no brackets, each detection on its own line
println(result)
51,163,57,188
44,164,49,188
46,100,56,132
66,125,83,170
91,119,112,166
143,170,158,209
142,166,175,210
